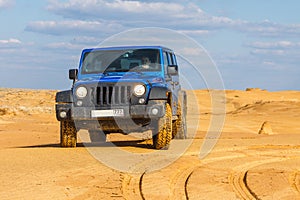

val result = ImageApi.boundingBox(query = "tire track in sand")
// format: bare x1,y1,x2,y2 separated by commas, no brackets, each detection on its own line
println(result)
229,157,290,200
169,164,196,200
122,172,145,200
186,147,300,199
121,146,300,199
121,154,200,200
290,170,300,194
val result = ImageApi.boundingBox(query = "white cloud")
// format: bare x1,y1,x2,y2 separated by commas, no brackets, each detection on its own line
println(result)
178,30,210,36
70,36,103,45
0,0,14,9
44,42,83,51
25,20,124,36
241,20,300,37
251,49,286,56
24,0,244,40
105,1,184,14
247,41,300,49
247,40,300,64
46,0,241,29
44,0,300,40
248,42,300,70
0,38,21,44
0,38,22,49
47,0,190,20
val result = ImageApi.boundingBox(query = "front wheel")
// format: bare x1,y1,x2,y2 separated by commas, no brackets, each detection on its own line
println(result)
152,103,172,149
60,120,77,147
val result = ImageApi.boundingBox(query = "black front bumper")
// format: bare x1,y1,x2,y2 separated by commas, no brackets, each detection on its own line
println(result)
55,101,166,121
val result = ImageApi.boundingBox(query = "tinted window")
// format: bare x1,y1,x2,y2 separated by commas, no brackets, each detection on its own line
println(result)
81,49,161,74
171,53,177,65
163,52,169,66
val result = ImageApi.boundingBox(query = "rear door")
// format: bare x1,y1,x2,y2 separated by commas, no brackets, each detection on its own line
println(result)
163,51,180,115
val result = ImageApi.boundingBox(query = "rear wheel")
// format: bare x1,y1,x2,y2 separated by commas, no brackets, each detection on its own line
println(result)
173,91,187,139
173,102,187,139
60,120,77,147
153,103,172,149
89,130,106,142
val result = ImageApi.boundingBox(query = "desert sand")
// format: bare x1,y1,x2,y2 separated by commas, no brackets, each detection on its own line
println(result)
0,88,300,200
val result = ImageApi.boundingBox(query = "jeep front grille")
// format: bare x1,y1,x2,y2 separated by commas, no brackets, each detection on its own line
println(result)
96,85,131,105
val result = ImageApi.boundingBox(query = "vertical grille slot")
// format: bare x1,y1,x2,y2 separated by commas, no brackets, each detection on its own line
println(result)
97,85,131,105
120,86,125,104
126,86,131,103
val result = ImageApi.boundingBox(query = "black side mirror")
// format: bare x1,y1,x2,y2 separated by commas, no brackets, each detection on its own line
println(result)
167,65,178,76
69,69,78,80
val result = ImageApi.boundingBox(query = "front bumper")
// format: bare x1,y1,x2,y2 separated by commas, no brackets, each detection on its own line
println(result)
55,101,166,121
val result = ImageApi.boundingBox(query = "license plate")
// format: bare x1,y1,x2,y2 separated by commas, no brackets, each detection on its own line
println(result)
91,109,124,117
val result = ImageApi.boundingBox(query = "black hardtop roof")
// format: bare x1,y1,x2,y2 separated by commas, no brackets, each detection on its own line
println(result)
83,45,173,52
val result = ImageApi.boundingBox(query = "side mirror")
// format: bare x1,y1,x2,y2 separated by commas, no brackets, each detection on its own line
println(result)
167,65,178,76
69,69,78,80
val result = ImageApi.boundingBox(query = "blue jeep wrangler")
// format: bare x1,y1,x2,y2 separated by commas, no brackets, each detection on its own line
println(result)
55,46,187,149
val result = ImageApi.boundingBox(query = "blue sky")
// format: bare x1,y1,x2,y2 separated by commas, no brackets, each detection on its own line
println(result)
0,0,299,91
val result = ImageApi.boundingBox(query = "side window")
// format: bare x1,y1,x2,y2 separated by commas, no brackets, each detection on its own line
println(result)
172,53,177,66
168,52,174,65
167,52,177,66
171,53,178,72
163,51,178,75
163,51,169,67
163,51,169,75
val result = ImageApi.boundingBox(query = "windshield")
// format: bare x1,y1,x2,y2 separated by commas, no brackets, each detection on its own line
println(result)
81,49,161,74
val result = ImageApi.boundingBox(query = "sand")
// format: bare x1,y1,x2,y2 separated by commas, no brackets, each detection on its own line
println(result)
0,87,299,199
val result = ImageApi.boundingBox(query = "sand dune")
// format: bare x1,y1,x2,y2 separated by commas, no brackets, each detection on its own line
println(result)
0,88,299,199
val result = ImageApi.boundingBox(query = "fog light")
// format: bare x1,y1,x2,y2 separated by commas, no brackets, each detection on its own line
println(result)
139,98,145,104
76,100,83,106
60,111,67,118
151,108,159,115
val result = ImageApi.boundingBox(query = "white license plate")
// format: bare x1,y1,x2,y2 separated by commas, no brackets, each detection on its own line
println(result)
91,109,124,117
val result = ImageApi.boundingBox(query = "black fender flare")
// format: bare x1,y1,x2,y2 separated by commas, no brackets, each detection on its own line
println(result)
56,90,73,103
148,86,170,100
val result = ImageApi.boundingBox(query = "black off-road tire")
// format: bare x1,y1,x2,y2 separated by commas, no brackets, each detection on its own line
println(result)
153,103,172,149
89,130,106,143
173,102,187,139
172,102,180,138
173,91,187,139
60,120,77,147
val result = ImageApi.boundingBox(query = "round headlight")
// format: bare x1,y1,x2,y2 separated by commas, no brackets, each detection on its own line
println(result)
76,86,88,98
133,84,146,96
